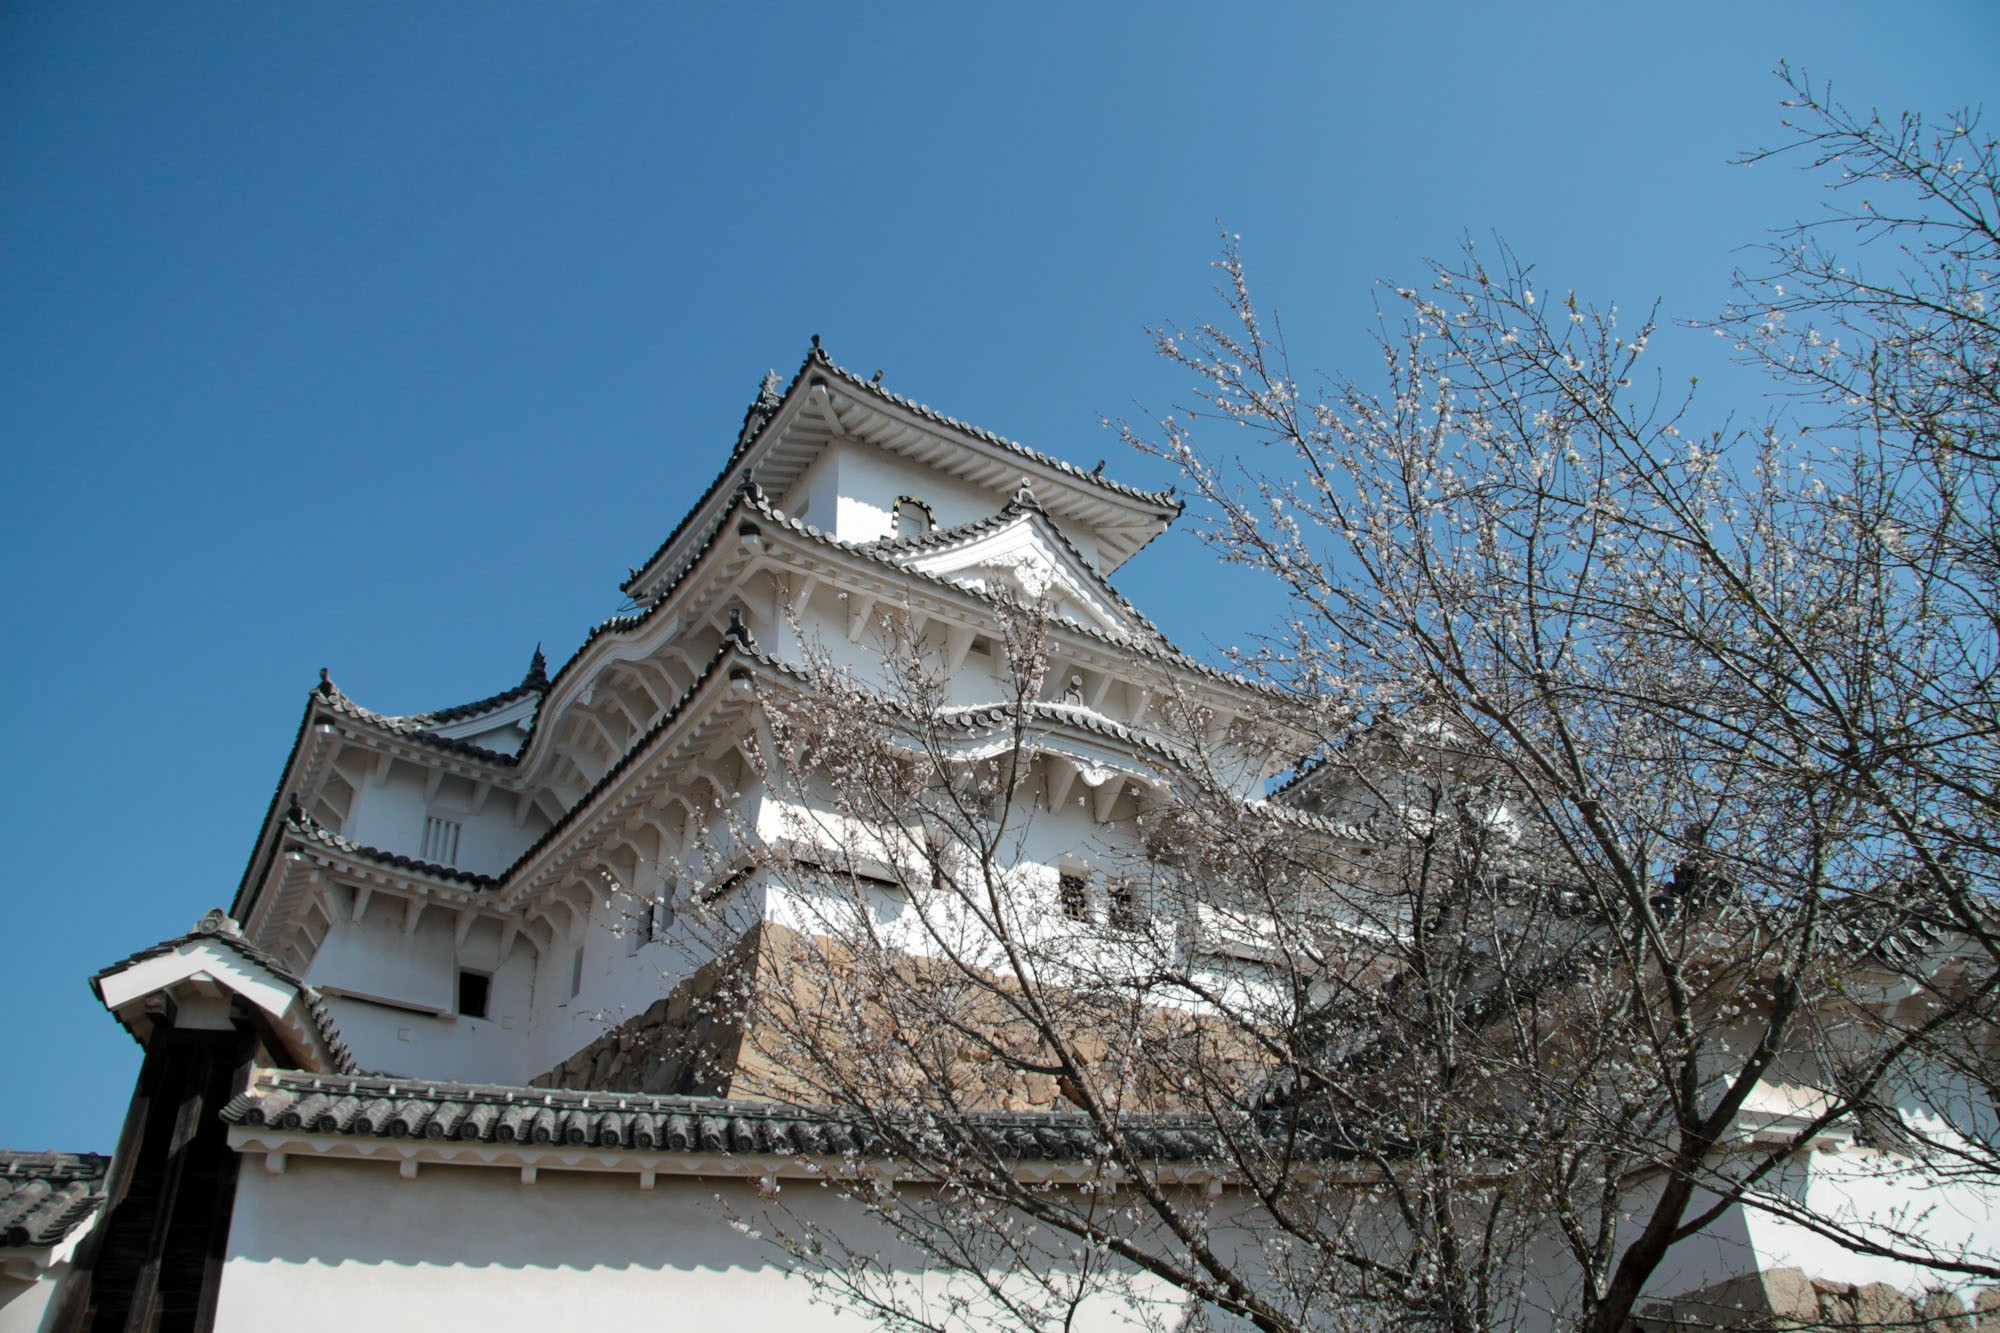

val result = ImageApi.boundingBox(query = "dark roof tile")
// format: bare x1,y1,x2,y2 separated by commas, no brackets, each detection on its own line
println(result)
222,1070,1326,1166
0,1151,110,1249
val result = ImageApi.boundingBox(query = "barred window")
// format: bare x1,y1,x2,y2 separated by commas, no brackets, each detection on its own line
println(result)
1059,870,1091,922
421,816,462,866
1107,878,1144,932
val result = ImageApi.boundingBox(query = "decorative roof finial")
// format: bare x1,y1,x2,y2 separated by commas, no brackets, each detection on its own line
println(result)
286,792,305,823
810,333,821,350
1014,477,1038,508
1091,459,1106,475
195,908,240,938
317,668,335,697
870,368,884,386
725,607,757,651
525,644,549,689
757,369,781,405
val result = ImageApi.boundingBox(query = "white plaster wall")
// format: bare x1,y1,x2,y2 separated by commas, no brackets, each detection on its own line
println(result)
311,908,539,1081
752,786,1214,997
1743,1148,2000,1298
0,1268,60,1333
308,898,456,1014
511,791,772,1081
210,1149,2000,1333
786,585,1180,727
780,442,841,530
818,440,1009,545
216,1158,1177,1332
0,1226,91,1333
775,439,1108,570
783,592,1014,710
343,757,543,878
517,893,693,1080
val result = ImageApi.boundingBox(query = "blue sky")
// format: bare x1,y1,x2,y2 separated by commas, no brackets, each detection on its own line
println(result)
2,3,1993,1151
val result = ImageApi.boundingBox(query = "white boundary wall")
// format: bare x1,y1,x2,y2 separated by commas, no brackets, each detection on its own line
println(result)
216,1157,1183,1332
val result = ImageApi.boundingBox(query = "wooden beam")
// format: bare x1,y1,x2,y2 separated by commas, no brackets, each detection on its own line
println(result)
402,896,425,937
847,595,877,644
584,710,622,754
943,625,975,673
1086,672,1115,711
521,910,554,957
628,667,668,715
1093,777,1123,825
1129,687,1152,727
371,752,395,787
1044,756,1079,814
787,575,818,621
350,884,374,924
666,643,705,678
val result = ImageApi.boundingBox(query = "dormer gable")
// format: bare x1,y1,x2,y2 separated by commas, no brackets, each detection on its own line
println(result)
875,485,1161,642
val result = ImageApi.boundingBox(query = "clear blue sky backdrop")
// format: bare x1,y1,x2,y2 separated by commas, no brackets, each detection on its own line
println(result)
3,3,1993,1151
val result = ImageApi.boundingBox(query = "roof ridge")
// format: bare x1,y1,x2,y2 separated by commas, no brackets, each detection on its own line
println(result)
313,662,547,734
809,353,1180,510
620,344,1179,601
313,689,525,765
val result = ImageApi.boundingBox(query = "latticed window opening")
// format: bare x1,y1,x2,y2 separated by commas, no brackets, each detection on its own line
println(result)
422,816,462,866
1059,870,1091,921
1107,878,1144,932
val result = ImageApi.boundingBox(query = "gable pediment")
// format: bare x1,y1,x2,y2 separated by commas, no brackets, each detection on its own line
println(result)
881,497,1156,641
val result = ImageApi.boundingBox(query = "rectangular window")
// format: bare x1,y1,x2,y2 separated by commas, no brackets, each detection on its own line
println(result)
1108,879,1143,932
634,890,675,953
421,816,462,866
1059,870,1091,922
569,947,585,999
456,970,490,1019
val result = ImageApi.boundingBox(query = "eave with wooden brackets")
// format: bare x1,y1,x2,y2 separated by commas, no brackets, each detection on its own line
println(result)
499,646,791,927
262,825,521,980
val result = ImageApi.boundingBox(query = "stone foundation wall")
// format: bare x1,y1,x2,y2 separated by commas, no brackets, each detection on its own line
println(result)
530,926,764,1097
529,922,1265,1112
